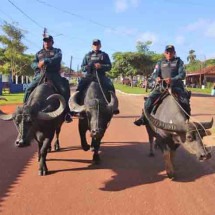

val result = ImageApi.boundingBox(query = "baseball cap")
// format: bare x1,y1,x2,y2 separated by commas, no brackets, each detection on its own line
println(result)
43,35,54,42
165,45,175,51
92,39,101,45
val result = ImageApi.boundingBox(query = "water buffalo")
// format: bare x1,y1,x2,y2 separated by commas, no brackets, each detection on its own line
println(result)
0,83,66,175
144,93,213,179
69,81,118,163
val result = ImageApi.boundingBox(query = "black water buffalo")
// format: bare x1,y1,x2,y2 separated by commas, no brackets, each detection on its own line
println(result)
0,83,66,175
144,93,213,179
69,81,118,163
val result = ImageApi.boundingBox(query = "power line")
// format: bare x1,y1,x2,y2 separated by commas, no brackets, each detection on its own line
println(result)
8,0,44,29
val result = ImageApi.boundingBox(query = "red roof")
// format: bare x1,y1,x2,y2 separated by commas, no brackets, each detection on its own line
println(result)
186,65,215,76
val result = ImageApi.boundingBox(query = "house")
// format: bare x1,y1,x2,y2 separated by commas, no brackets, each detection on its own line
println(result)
186,65,215,87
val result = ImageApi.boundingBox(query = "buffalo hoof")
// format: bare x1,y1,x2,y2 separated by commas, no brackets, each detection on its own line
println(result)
92,153,101,164
15,141,30,148
148,152,154,157
82,144,90,151
54,144,60,151
38,170,48,176
167,172,175,179
47,146,52,153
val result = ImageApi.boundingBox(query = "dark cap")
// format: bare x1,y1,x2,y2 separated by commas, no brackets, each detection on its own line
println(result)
43,35,54,42
92,39,101,45
165,45,175,51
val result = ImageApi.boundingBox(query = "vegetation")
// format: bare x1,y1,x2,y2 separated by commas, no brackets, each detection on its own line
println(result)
114,83,147,94
0,93,24,105
0,22,34,76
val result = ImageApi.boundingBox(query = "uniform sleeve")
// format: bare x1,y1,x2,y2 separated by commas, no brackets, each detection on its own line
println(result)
81,54,89,72
31,53,39,71
171,59,186,81
151,62,161,80
100,52,112,72
44,48,62,66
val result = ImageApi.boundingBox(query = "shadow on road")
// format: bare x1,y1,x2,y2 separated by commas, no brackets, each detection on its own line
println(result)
0,120,37,209
44,140,215,192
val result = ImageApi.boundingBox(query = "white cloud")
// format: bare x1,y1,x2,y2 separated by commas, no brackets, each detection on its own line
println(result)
136,32,158,44
184,19,207,31
175,35,185,45
114,0,141,13
205,22,215,37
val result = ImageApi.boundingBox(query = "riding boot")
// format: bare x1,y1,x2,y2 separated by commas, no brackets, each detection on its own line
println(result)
134,109,148,126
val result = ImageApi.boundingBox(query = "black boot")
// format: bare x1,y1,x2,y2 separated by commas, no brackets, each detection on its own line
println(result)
134,116,145,126
134,110,147,126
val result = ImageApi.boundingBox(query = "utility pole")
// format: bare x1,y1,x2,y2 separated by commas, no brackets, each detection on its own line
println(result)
70,56,73,73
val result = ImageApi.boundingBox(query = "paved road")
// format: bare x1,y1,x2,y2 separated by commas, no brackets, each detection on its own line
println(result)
0,92,214,215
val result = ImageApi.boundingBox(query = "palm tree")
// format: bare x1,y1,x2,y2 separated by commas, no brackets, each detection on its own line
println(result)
187,50,196,63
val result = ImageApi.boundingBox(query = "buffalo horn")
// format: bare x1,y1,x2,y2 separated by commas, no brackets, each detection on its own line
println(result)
37,94,66,120
144,107,186,132
69,91,85,113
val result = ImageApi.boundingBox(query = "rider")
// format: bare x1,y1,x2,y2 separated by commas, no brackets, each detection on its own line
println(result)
134,45,191,126
75,39,119,114
23,35,72,123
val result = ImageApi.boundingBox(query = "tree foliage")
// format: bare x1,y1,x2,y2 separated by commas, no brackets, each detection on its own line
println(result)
0,21,33,76
187,49,196,63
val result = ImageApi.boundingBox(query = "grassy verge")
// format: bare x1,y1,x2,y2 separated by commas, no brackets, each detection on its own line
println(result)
114,83,212,95
186,87,212,94
114,83,148,94
0,93,24,105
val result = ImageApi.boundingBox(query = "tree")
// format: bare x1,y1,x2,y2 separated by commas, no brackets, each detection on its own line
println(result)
136,40,155,55
187,50,196,63
0,21,31,76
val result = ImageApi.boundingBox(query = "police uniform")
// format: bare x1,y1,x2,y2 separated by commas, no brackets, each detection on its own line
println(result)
146,56,189,114
77,50,114,93
24,47,70,108
134,46,190,126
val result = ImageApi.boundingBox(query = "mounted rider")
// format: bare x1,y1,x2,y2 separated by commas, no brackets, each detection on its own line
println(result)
23,35,72,123
134,45,191,126
75,39,119,114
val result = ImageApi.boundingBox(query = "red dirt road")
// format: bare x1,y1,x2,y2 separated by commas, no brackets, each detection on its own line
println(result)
0,92,215,215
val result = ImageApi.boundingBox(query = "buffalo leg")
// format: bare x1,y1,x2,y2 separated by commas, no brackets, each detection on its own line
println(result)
38,138,51,176
79,119,90,151
54,126,61,151
91,138,101,164
163,150,175,179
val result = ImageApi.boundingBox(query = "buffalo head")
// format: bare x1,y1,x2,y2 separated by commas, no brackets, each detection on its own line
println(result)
144,106,213,161
0,94,66,147
69,91,118,139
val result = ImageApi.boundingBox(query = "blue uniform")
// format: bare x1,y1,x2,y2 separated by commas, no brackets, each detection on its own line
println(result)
145,57,190,115
77,50,114,92
24,47,70,105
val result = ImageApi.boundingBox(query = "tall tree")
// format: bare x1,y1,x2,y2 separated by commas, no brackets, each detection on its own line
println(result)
0,21,29,76
136,40,154,55
187,49,196,63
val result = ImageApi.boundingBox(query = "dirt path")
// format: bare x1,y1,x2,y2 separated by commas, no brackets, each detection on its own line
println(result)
0,92,215,215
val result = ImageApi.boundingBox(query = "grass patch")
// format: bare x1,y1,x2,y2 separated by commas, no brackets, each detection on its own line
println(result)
114,83,212,95
187,87,212,94
0,93,24,105
114,83,148,94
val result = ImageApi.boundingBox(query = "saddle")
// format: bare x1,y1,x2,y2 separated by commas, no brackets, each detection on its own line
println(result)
146,89,191,118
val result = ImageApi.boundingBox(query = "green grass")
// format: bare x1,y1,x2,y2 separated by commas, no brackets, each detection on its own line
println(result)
0,93,24,105
186,87,212,94
115,83,212,95
114,83,147,94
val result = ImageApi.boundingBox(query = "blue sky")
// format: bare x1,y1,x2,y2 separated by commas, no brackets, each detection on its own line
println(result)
0,0,215,70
